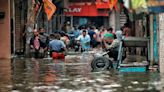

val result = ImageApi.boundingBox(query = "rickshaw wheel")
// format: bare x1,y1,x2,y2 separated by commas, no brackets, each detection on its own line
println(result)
91,57,113,71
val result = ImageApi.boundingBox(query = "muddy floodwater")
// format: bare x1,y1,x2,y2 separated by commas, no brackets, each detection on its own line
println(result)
0,54,163,92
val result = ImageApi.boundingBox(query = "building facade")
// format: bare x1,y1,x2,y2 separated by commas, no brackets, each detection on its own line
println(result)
0,0,11,58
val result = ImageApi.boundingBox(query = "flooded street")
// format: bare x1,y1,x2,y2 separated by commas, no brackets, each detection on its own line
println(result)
0,54,162,92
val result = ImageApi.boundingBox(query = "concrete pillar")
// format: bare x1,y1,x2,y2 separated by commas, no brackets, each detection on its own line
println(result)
115,11,120,31
109,10,116,31
159,13,164,73
0,0,11,59
159,13,164,92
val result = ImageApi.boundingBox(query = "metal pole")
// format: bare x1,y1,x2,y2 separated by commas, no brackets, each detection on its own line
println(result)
71,16,73,27
13,0,16,56
150,15,154,66
35,4,43,22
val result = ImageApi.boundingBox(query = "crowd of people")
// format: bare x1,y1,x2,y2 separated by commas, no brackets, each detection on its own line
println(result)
28,23,130,59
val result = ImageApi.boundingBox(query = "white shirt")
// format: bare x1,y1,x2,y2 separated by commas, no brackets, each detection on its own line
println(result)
77,34,91,50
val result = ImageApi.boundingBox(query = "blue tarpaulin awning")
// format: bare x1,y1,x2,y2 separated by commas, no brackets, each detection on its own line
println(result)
148,6,164,13
147,0,164,13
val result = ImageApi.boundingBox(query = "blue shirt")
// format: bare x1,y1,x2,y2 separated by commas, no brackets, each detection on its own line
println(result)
88,30,97,43
49,40,66,52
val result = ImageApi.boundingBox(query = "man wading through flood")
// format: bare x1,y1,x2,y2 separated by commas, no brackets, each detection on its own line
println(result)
48,33,67,59
76,30,91,52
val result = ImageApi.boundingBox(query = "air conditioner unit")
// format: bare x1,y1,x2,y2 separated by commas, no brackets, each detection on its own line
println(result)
0,12,5,19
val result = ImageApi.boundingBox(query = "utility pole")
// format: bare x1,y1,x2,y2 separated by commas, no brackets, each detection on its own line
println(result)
25,0,35,57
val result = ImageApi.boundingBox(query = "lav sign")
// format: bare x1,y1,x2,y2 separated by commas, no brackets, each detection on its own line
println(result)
68,8,82,13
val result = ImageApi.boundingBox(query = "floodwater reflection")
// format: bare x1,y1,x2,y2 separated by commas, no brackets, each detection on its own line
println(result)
0,58,162,92
0,59,12,92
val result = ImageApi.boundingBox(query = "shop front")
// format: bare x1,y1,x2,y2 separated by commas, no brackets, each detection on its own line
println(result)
64,2,110,27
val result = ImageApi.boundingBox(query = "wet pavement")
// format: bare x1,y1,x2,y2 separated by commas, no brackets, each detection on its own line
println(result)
0,53,163,92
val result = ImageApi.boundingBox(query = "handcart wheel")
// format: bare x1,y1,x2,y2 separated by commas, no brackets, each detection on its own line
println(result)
91,57,113,71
